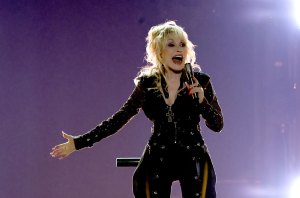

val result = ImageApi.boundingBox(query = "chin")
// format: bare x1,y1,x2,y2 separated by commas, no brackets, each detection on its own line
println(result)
169,66,184,74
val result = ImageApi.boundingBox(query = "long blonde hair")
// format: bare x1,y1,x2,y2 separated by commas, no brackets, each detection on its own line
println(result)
135,21,197,88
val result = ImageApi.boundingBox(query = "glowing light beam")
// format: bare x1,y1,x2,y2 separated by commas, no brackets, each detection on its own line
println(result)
289,177,300,198
291,0,300,28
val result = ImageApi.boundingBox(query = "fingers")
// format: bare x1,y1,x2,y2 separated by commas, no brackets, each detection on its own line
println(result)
185,78,204,102
50,149,68,160
51,144,63,153
50,132,76,160
50,144,64,156
50,144,70,160
185,77,201,88
192,76,199,84
185,81,202,95
188,88,203,97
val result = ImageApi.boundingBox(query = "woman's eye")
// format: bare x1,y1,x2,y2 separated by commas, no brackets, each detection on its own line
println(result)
167,42,186,47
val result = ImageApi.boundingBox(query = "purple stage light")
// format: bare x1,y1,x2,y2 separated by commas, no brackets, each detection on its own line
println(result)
291,0,300,28
289,177,300,198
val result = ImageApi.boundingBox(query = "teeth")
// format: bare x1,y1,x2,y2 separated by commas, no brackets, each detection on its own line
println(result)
173,55,183,61
173,55,183,59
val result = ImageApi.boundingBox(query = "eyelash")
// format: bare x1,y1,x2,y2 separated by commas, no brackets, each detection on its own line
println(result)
167,43,186,47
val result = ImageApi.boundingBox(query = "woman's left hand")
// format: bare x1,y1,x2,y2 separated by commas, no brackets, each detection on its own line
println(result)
185,76,205,104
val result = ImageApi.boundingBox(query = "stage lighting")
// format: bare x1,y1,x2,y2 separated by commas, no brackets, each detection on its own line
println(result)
291,0,300,28
289,177,300,198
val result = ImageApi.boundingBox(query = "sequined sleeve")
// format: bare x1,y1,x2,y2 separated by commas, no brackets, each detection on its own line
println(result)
195,73,224,132
74,83,145,150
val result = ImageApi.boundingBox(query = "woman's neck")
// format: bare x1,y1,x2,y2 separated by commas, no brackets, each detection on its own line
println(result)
162,70,182,106
165,70,182,83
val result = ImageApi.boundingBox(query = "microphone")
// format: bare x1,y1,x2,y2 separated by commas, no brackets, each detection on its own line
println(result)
184,63,198,99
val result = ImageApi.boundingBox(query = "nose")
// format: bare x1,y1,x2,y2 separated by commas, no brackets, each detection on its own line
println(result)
176,46,183,52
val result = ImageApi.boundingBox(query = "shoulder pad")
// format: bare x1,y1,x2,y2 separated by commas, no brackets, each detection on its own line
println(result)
135,75,156,88
194,71,210,87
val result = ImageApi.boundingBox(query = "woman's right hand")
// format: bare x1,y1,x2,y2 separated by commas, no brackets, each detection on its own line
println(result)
50,131,76,160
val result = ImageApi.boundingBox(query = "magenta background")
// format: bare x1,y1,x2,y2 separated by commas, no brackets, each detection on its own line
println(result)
1,0,299,197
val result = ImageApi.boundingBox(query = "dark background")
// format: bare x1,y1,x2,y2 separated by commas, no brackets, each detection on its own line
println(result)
1,0,299,197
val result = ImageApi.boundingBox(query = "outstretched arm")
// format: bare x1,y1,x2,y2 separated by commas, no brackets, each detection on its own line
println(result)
73,85,144,150
50,82,145,157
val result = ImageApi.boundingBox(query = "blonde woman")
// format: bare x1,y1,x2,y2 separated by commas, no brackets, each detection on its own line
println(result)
51,21,224,198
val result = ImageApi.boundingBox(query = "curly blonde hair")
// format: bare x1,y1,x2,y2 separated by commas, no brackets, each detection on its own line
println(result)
135,21,197,88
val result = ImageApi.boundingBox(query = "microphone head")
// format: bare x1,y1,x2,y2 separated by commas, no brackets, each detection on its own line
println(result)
184,63,194,84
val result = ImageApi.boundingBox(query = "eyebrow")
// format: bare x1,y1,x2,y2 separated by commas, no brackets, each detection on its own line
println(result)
167,39,185,42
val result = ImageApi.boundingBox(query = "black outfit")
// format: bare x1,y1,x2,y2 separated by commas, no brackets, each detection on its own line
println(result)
74,71,224,198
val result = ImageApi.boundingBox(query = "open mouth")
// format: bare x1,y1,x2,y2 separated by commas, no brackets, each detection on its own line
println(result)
172,55,183,64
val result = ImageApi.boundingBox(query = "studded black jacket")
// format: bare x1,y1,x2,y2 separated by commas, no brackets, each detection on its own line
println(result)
73,71,223,197
74,71,223,152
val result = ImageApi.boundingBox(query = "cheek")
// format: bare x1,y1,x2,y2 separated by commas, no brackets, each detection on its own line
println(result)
161,49,172,58
183,48,188,55
183,50,188,60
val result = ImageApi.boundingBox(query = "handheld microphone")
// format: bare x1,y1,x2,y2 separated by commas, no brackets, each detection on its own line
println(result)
184,63,198,99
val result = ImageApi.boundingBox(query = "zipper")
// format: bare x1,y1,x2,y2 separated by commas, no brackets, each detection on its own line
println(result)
165,105,177,144
174,121,177,144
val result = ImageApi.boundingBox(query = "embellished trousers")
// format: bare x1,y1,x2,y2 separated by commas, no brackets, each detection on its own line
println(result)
133,144,217,198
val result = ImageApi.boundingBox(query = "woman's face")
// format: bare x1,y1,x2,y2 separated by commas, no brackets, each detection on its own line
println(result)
160,33,188,73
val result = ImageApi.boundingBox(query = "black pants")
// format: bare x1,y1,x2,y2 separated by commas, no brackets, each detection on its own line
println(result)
133,144,216,198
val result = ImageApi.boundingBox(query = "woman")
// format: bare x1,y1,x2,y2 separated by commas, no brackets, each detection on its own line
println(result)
50,21,224,198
